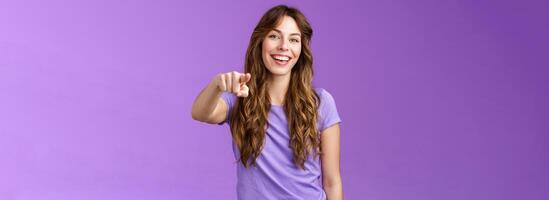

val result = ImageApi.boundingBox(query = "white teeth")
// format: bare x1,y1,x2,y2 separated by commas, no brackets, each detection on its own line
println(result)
272,55,290,61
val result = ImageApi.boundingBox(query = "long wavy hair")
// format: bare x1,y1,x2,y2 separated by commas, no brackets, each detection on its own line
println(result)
230,5,320,170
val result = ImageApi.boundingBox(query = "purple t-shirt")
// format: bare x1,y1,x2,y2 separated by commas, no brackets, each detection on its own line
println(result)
220,88,341,200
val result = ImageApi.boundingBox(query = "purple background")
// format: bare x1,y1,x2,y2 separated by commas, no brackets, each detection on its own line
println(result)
1,0,548,199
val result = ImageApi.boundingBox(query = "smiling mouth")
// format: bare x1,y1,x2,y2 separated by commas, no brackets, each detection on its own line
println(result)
271,54,291,65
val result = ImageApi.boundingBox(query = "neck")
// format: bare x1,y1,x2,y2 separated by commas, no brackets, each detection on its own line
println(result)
267,73,291,106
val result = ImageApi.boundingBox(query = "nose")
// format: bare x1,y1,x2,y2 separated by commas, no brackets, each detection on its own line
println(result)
278,39,289,51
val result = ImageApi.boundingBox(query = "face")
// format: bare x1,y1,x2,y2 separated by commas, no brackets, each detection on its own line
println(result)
262,16,302,77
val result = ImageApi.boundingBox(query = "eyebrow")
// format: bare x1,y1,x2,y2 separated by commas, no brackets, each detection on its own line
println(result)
273,28,301,37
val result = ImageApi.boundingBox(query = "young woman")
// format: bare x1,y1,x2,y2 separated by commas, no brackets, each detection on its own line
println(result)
191,5,343,200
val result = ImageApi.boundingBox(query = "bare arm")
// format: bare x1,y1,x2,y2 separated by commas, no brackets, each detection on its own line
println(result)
321,123,343,200
191,71,251,124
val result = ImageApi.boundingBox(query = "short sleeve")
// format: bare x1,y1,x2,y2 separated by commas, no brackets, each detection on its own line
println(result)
218,92,236,125
317,88,342,133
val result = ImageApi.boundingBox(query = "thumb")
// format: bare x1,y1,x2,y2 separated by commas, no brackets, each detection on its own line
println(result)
237,84,249,97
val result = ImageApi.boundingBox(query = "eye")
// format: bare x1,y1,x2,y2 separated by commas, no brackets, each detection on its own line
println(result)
290,38,300,43
268,34,279,39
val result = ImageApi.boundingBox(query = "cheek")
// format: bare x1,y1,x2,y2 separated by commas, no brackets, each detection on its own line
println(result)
261,43,269,58
263,39,273,48
292,46,302,60
261,42,272,66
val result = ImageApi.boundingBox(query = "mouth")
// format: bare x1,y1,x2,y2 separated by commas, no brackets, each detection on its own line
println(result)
271,54,291,66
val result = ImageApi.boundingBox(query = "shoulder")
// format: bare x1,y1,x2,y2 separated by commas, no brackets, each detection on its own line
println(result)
313,87,336,105
313,87,339,114
313,87,342,132
221,92,237,106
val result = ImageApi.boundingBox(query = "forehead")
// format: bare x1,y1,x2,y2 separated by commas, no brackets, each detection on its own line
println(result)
273,16,300,35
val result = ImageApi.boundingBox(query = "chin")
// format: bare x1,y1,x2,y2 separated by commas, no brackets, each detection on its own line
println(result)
266,65,293,76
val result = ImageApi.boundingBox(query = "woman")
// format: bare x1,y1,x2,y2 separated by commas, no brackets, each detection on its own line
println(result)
192,5,343,200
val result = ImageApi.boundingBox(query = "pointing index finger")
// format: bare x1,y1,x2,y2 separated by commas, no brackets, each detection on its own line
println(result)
240,73,251,83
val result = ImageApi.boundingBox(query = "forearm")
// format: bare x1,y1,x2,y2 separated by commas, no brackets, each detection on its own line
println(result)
191,80,222,121
323,178,343,200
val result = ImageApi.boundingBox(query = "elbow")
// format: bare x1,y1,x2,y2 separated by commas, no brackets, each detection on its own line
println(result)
191,109,214,123
323,175,343,200
191,109,203,122
323,174,343,188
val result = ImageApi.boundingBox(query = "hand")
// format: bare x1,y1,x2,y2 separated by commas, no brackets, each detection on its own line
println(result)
214,71,252,97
